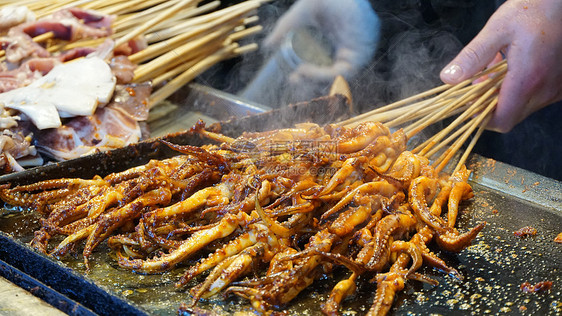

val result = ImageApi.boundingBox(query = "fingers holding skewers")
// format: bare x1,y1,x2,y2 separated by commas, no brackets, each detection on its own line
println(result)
440,0,562,133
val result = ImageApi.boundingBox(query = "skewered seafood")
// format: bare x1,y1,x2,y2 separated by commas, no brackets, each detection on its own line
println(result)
0,120,485,315
0,0,264,172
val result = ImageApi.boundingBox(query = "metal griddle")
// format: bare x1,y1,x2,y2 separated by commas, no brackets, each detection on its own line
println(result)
0,85,560,315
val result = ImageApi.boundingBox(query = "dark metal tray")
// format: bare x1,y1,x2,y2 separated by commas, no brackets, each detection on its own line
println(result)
0,91,560,315
0,91,352,315
391,155,562,315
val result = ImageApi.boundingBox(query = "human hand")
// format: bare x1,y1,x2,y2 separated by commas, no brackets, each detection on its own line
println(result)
264,0,380,84
440,0,562,133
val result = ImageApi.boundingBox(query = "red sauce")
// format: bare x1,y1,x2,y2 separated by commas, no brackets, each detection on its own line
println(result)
520,281,553,293
126,86,136,96
513,226,537,238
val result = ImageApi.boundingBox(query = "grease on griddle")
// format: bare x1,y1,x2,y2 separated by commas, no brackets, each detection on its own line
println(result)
514,226,538,238
554,232,562,244
520,281,553,294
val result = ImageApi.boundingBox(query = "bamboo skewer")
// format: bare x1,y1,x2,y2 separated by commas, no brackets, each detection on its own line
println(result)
0,0,118,58
337,84,451,127
423,88,498,160
142,0,259,43
46,37,107,53
434,96,498,173
100,0,175,16
339,60,508,128
58,0,97,10
35,0,83,17
133,25,234,83
112,0,183,28
43,2,215,54
403,79,497,138
149,43,239,107
128,2,257,64
412,83,501,157
113,0,198,48
228,23,261,41
0,0,261,59
340,60,508,172
81,0,167,13
454,110,493,173
0,0,265,143
151,39,258,88
115,1,220,35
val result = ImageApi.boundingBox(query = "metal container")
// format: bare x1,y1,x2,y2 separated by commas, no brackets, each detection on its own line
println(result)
240,26,334,108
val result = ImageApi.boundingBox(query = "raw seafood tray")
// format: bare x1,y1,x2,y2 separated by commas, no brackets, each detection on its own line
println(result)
0,86,560,315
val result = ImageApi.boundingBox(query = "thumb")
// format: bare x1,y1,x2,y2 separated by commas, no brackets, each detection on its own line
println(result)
440,27,506,84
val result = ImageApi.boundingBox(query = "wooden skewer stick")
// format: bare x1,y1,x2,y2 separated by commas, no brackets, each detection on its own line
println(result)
419,103,485,158
412,101,480,156
142,10,244,42
413,111,472,157
453,107,494,173
233,42,258,55
89,0,170,14
143,0,259,43
58,0,98,10
107,0,177,16
149,43,238,107
47,37,108,53
80,0,120,9
113,0,197,49
403,73,503,139
336,58,508,172
384,96,458,129
431,102,490,173
227,24,262,42
114,6,201,35
338,83,452,127
151,57,200,87
412,92,493,159
339,59,508,129
35,0,83,17
31,31,56,43
150,41,258,87
28,0,62,13
112,0,182,28
0,0,39,6
129,1,256,65
115,1,219,35
133,24,234,82
407,65,505,140
433,90,499,173
127,23,218,65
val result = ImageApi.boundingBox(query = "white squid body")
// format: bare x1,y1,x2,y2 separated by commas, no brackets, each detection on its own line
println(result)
0,5,35,32
0,56,116,130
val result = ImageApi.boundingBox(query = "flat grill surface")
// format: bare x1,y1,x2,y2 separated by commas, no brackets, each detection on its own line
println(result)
0,94,560,315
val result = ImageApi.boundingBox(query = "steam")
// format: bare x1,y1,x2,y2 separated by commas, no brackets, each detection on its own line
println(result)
198,0,464,118
347,6,463,113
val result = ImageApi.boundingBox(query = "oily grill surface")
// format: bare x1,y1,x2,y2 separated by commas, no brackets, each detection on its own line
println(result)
0,100,560,314
1,160,561,315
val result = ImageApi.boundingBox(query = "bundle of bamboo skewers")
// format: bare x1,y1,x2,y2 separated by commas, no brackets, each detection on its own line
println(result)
0,0,267,107
1,0,507,173
338,60,507,173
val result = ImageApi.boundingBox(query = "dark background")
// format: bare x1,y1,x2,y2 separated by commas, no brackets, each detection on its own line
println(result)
198,0,562,181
